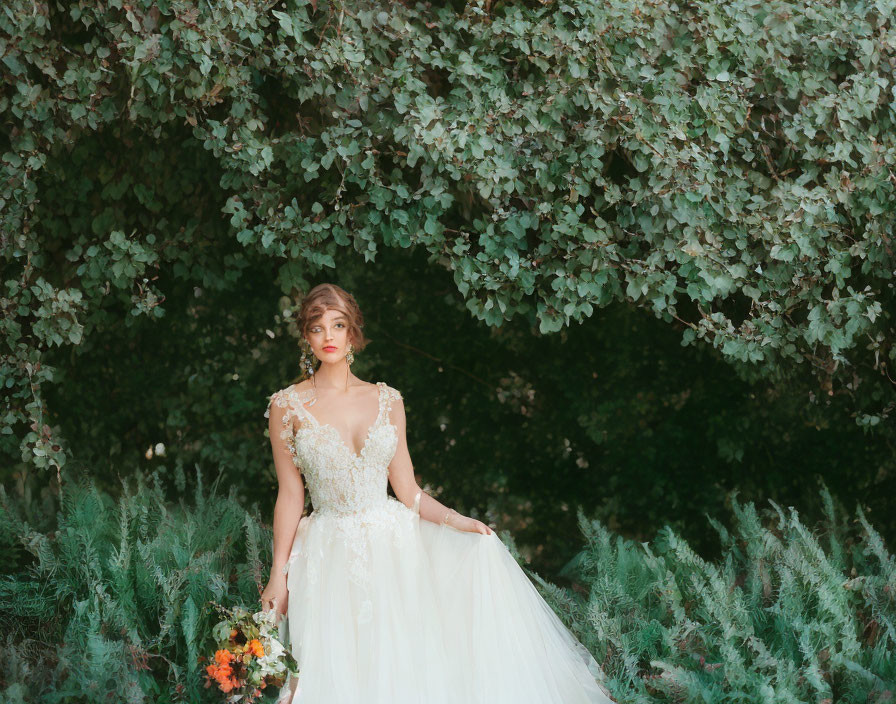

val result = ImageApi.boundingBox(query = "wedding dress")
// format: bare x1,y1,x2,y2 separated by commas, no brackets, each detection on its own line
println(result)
265,381,615,704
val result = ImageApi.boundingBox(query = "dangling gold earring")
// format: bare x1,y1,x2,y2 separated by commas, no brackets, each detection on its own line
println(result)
299,339,317,378
346,343,355,365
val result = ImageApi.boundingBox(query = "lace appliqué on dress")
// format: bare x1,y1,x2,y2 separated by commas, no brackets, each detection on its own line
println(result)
264,388,305,468
266,381,409,625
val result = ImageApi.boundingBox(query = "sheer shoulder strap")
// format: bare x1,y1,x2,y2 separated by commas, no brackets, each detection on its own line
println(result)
383,383,402,404
382,383,403,416
265,385,316,426
265,387,307,491
264,388,289,419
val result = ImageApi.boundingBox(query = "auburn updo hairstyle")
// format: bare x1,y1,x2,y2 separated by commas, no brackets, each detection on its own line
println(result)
298,283,371,353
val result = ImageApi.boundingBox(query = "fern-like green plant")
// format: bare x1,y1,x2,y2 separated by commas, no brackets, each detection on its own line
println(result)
2,471,892,703
0,465,273,703
539,481,895,703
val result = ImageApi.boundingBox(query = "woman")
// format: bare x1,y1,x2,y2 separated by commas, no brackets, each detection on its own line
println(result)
261,283,615,703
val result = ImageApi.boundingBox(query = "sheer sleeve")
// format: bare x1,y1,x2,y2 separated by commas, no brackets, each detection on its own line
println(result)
265,390,303,495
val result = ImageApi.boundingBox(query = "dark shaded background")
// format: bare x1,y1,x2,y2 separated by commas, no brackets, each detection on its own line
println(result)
12,244,891,578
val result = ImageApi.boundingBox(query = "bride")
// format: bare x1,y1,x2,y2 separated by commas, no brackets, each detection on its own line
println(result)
260,283,616,703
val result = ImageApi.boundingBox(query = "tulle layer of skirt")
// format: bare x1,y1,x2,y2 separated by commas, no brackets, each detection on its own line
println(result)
278,497,614,704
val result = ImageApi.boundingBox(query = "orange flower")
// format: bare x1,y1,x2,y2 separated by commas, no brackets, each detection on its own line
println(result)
247,639,265,658
205,661,239,694
214,649,233,665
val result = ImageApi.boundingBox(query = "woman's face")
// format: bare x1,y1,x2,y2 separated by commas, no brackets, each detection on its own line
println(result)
305,308,352,363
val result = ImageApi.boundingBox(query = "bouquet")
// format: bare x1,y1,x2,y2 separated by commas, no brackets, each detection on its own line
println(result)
203,601,299,703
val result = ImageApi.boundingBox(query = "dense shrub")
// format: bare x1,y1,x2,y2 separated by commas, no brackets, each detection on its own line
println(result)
1,469,892,701
542,483,895,702
2,0,894,484
0,466,268,702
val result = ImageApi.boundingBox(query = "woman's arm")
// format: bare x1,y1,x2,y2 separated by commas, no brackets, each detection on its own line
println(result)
266,395,306,578
386,389,492,535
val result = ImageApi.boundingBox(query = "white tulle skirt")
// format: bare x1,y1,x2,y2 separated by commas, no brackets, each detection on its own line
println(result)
278,497,615,703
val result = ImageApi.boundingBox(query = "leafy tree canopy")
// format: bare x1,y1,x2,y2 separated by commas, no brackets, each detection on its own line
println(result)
2,0,894,555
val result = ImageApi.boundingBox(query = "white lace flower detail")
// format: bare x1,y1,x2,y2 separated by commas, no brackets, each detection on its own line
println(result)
267,381,409,624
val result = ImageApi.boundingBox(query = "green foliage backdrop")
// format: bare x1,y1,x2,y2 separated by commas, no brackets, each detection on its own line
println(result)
2,0,896,698
3,0,895,480
1,471,893,702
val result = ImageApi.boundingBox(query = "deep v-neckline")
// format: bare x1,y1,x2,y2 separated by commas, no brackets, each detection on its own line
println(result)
298,381,385,461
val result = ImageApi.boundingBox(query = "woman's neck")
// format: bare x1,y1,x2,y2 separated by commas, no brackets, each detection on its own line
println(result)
312,362,357,390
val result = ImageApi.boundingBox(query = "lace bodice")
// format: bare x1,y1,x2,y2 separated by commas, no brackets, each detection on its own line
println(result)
264,381,403,515
265,381,415,624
